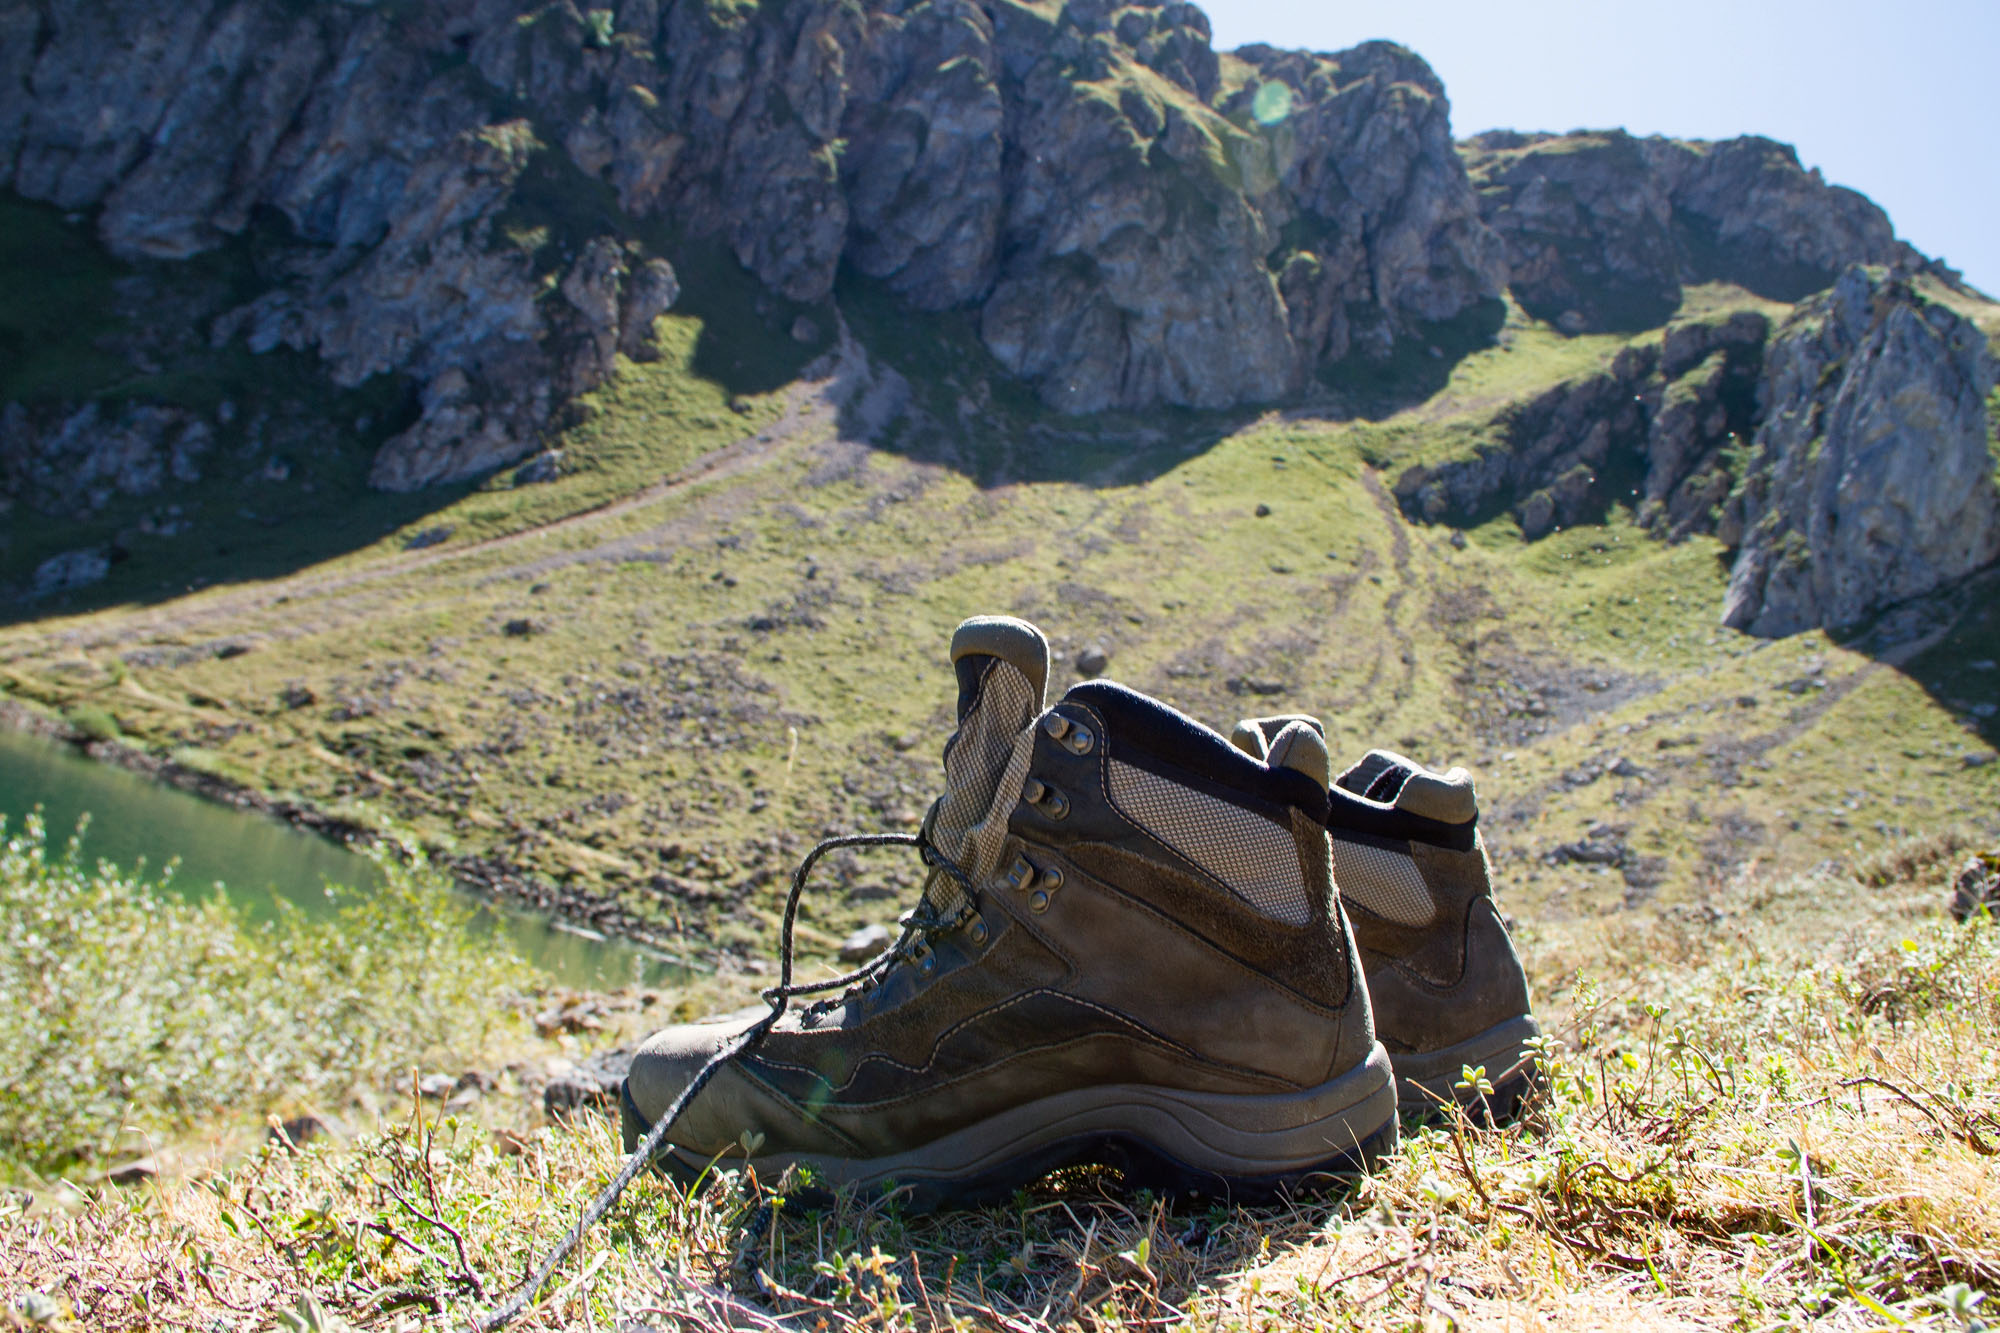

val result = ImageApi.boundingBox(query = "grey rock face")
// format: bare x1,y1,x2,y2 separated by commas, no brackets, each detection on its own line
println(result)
0,0,1958,513
979,46,1293,412
2,0,1518,486
840,1,1005,310
1,401,214,516
1720,266,2000,637
980,26,1504,411
1463,130,1924,332
1234,43,1505,345
4,0,677,493
1461,131,1680,331
1644,137,1922,297
1393,309,1769,537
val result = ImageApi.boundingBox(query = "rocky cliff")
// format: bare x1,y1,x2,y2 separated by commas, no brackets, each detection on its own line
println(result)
1394,265,2000,637
5,0,1942,494
3,0,1992,638
1394,308,1769,540
0,0,1513,490
1461,130,1926,332
1720,266,1999,636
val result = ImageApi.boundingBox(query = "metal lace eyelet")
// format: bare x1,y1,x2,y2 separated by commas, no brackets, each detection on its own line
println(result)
1004,855,1034,891
1021,777,1068,820
969,918,989,945
1039,865,1064,891
1041,713,1072,740
1062,724,1095,756
1028,889,1050,913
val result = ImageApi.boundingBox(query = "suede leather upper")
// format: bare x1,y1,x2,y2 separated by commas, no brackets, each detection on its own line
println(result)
626,673,1379,1163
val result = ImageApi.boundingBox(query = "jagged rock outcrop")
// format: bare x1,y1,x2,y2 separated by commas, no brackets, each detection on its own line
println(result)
1393,264,2000,638
1,0,1512,496
1720,266,2000,636
1,0,689,491
0,0,1972,650
977,7,1298,411
1393,309,1769,537
1224,41,1507,367
1462,130,1925,332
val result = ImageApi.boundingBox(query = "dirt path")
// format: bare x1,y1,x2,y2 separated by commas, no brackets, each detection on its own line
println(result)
1359,467,1420,703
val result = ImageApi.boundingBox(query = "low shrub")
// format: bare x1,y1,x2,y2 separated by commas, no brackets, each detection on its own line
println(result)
0,814,529,1178
63,704,120,743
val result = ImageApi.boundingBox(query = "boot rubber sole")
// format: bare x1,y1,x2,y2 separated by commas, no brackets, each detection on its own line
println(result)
621,1041,1398,1211
1390,1012,1541,1121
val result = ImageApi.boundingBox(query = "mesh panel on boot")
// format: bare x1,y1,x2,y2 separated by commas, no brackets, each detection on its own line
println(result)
1106,760,1312,925
961,729,1036,884
1330,836,1435,927
922,662,1041,917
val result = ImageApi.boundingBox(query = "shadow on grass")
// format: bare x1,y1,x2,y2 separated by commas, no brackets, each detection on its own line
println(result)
1308,299,1509,422
493,145,836,401
1837,566,2000,752
0,172,837,626
743,1161,1373,1329
834,273,1510,490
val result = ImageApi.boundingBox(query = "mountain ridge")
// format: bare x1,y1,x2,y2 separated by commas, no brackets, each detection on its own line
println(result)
1,0,1996,644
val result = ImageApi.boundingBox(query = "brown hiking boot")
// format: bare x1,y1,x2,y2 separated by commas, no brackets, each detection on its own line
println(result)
1232,719,1539,1118
621,617,1396,1207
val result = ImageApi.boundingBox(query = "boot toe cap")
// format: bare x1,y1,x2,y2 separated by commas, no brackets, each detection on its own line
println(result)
626,1015,762,1134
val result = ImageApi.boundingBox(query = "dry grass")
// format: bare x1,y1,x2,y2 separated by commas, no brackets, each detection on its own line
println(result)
5,844,1997,1332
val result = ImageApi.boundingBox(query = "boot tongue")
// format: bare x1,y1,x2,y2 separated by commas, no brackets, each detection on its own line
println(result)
1336,747,1478,822
919,616,1049,918
1264,720,1331,789
1229,714,1324,762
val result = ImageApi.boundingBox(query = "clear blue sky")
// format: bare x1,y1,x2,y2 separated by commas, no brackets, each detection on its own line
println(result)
1205,1,1999,298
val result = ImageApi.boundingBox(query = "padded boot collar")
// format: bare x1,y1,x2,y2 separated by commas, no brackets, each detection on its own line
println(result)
1061,680,1330,819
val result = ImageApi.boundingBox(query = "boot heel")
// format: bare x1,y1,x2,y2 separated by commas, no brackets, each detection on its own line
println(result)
1390,1013,1542,1120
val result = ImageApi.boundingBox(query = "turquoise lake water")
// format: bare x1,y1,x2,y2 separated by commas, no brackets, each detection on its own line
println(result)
0,725,675,988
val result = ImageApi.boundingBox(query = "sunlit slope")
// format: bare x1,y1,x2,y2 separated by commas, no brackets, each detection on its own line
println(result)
1,299,1994,968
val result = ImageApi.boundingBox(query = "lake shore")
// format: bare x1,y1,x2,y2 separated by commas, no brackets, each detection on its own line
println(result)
0,695,699,985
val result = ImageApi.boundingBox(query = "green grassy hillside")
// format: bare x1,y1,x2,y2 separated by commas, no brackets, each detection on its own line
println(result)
2,280,1994,973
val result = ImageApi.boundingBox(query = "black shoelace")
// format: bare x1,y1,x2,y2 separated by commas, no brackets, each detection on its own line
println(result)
471,829,976,1332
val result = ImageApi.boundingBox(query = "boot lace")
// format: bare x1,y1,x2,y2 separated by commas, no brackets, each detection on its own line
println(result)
471,827,977,1332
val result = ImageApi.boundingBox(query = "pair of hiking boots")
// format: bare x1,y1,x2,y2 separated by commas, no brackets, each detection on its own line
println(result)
620,616,1537,1206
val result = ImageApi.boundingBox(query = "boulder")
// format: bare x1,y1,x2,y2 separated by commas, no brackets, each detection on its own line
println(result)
1950,851,2000,923
1461,130,1680,331
543,1047,634,1119
32,547,110,598
511,450,566,487
1,402,213,517
839,922,895,961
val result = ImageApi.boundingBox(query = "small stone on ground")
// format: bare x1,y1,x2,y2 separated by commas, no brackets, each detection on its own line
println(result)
840,923,894,962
